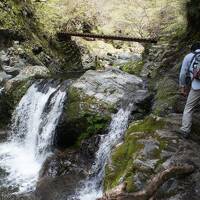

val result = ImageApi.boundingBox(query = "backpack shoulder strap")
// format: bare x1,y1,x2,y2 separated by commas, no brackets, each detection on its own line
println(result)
188,52,199,73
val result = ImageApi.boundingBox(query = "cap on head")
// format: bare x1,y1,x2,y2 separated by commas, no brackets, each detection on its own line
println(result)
191,42,200,52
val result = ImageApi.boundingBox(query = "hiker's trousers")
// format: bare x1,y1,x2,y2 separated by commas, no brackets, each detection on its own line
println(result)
181,89,200,133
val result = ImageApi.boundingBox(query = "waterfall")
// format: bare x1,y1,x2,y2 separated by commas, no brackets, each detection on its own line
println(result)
0,87,3,95
0,80,67,193
73,104,132,200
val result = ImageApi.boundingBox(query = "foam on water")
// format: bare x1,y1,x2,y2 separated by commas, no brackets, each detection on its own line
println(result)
0,81,66,193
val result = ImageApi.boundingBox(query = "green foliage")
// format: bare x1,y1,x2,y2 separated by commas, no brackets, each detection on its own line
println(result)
0,0,37,37
121,61,144,76
75,113,110,147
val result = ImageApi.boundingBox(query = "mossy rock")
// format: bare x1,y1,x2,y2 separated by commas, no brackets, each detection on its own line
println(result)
120,61,144,76
5,79,33,107
0,79,32,128
74,113,111,147
55,111,111,149
55,86,112,149
153,76,179,116
66,86,115,121
104,116,166,192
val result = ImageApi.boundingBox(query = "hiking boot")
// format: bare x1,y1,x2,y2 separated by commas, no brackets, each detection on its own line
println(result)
175,129,190,139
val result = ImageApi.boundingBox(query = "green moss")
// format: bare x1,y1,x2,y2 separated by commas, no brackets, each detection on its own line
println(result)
0,0,37,38
127,116,165,134
121,61,144,76
153,77,179,116
63,86,114,148
104,116,166,192
7,80,32,107
104,133,143,191
0,80,32,129
67,86,116,122
75,113,111,147
66,87,83,120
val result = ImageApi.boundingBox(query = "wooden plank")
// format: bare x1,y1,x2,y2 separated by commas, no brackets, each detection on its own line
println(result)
57,32,158,43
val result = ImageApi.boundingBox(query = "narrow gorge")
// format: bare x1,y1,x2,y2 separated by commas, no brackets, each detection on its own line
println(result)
0,0,200,200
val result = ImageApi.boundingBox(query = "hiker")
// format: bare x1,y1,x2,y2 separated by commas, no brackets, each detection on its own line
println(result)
178,42,200,138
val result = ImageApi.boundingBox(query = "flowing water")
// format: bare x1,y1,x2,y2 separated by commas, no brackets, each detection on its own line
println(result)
0,80,67,193
0,87,3,95
0,79,133,200
72,104,132,200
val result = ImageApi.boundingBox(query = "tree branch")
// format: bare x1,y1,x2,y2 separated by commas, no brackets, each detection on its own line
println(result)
98,164,194,200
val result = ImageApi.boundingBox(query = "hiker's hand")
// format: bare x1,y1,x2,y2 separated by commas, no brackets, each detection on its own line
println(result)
180,86,187,97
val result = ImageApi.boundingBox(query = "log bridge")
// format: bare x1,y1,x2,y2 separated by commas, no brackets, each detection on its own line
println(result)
57,32,158,43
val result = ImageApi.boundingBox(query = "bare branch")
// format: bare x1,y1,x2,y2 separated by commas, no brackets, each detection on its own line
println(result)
98,164,194,200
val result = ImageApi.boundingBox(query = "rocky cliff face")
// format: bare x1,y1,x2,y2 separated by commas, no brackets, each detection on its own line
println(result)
0,0,83,73
0,0,84,129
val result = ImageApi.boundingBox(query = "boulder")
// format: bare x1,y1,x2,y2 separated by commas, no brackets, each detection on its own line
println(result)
5,65,50,91
36,149,92,200
103,114,200,199
67,68,145,116
0,66,50,128
55,68,149,149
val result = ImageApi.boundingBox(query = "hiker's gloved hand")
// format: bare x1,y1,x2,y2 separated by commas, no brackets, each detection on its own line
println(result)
180,86,187,97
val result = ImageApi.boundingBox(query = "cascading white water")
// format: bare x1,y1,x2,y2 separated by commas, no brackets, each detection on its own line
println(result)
0,87,3,95
0,81,67,193
73,104,132,200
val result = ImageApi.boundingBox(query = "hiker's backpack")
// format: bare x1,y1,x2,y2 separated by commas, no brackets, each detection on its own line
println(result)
190,52,200,80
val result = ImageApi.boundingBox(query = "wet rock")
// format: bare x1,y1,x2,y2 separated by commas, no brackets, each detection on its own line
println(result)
35,175,81,200
103,115,200,199
0,72,12,84
140,139,160,158
68,68,145,112
133,158,159,172
37,149,92,200
39,151,88,178
0,129,7,141
5,65,50,91
80,135,101,159
2,65,20,76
